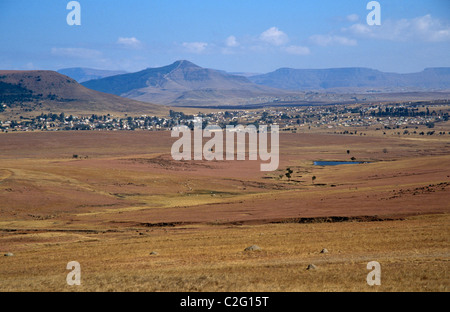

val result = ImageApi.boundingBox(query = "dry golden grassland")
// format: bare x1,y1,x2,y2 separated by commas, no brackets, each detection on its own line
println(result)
0,214,448,292
0,127,449,292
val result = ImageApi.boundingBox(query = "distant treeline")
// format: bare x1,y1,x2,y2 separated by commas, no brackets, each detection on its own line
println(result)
0,81,36,105
368,106,448,120
0,80,70,106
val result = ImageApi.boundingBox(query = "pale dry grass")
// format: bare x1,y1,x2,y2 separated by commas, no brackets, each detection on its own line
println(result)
0,131,448,292
0,214,448,292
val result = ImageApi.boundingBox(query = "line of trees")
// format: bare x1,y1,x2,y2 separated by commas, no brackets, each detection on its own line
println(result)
369,107,443,118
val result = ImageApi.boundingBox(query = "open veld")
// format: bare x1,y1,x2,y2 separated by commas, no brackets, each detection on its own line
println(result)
0,127,449,291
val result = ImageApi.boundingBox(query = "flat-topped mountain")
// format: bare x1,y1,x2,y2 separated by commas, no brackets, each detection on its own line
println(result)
249,67,450,91
82,60,289,106
0,70,166,114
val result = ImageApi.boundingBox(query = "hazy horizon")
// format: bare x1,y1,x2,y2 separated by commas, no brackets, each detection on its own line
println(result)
30,60,450,76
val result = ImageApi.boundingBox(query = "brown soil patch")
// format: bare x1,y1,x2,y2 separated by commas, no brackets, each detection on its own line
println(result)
0,130,448,291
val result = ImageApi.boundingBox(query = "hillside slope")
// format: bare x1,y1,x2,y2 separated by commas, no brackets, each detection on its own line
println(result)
82,60,290,106
0,70,167,115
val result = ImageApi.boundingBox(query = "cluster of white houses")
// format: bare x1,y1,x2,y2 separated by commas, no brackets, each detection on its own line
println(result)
1,101,449,134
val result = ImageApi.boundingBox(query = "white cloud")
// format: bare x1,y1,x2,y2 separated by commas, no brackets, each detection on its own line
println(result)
259,27,289,46
346,14,359,23
346,23,372,36
225,35,239,47
310,34,357,47
283,45,310,55
51,47,102,59
117,37,142,48
344,14,450,42
23,62,36,70
182,42,208,53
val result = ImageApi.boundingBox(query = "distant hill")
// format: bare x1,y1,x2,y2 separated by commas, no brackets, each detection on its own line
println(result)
57,68,127,83
249,67,450,91
82,60,290,106
228,72,263,78
0,70,167,114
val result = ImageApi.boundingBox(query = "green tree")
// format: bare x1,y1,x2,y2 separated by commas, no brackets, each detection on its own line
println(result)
285,167,293,181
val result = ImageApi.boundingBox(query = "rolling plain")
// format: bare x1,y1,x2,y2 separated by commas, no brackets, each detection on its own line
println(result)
0,125,449,291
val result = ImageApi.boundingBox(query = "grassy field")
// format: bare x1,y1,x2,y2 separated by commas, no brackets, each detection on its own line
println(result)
0,128,449,292
0,214,448,292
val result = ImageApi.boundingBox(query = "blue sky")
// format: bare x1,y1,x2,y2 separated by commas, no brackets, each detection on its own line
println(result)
1,0,449,73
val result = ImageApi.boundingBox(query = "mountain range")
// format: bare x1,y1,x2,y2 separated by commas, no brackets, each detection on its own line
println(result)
78,61,450,106
81,60,291,106
248,67,450,91
2,62,449,115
